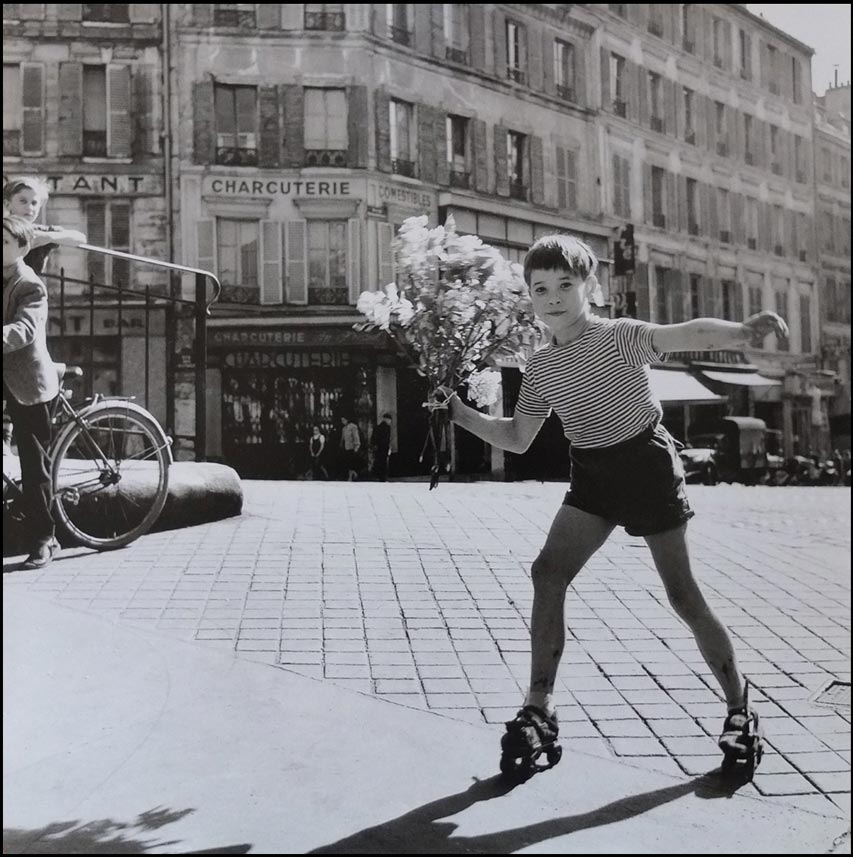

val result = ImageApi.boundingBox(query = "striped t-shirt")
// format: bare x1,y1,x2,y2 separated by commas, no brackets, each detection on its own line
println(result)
515,316,665,448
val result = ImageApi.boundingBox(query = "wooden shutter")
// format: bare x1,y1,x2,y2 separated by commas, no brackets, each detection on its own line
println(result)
732,193,745,245
528,22,543,91
530,135,544,204
378,221,395,289
600,47,610,110
192,78,215,164
281,84,304,168
625,59,638,122
129,4,158,22
472,119,488,192
677,175,688,232
470,4,486,71
494,9,507,80
375,87,391,172
666,171,677,230
348,219,362,304
260,220,283,305
257,4,280,28
565,149,577,210
664,78,676,136
58,62,83,157
612,154,621,216
414,3,431,54
347,84,368,168
21,63,45,155
556,146,567,209
197,220,216,273
132,64,158,157
192,4,213,26
258,85,281,168
643,163,653,225
57,4,81,19
543,30,556,96
494,126,508,196
107,65,131,159
637,66,649,127
430,3,444,58
284,220,308,305
418,104,437,183
435,111,449,186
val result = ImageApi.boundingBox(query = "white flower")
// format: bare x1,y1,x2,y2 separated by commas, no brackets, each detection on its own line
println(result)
466,369,502,408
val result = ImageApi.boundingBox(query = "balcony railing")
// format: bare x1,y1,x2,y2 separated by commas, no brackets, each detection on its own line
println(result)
446,46,469,65
305,11,345,30
391,157,416,178
688,221,700,236
719,230,731,243
308,286,349,305
509,181,527,201
389,25,411,46
213,8,255,26
651,115,664,133
556,84,575,102
449,169,470,189
216,147,259,166
3,129,21,156
653,213,666,228
83,130,108,157
613,99,627,117
747,237,757,249
716,141,728,157
507,67,526,84
304,149,347,167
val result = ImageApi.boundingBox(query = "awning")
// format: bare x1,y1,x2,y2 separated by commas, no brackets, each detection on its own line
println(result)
649,369,725,404
701,370,782,387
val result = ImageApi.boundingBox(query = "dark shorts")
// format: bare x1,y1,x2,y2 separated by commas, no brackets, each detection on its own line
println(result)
564,422,695,537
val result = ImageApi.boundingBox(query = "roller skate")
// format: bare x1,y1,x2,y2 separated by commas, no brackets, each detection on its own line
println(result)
718,679,764,779
499,705,562,781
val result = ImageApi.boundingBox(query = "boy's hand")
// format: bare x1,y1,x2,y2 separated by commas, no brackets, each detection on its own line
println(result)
742,311,788,344
425,386,458,416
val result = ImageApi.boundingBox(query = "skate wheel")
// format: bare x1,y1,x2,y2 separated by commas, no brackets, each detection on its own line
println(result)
546,745,563,767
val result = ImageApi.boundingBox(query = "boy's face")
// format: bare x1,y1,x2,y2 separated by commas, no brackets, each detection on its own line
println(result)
2,228,26,268
7,189,43,222
529,268,593,332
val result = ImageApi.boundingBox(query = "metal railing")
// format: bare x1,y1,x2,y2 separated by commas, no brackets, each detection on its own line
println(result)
47,246,221,462
304,148,347,167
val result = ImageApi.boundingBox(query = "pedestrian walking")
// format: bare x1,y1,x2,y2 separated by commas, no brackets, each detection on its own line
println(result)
339,416,361,482
3,215,61,569
307,425,328,480
434,233,788,776
371,413,393,481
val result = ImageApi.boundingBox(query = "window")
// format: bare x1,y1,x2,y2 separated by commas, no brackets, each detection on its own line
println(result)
83,66,108,157
718,188,731,242
613,154,631,218
746,197,759,249
83,4,129,22
739,29,751,79
554,40,575,101
86,200,131,287
744,114,754,164
712,18,725,68
217,219,259,289
772,204,785,255
721,280,736,320
822,211,834,252
686,177,699,234
714,101,727,155
767,44,779,94
681,4,696,52
610,53,627,116
213,4,255,26
446,115,470,187
683,87,695,143
797,211,809,260
304,88,348,166
791,57,802,104
389,98,416,177
689,274,702,318
507,131,527,199
651,166,665,227
654,267,677,323
770,125,781,174
556,146,577,210
308,220,348,304
799,294,812,353
821,147,832,183
506,20,526,84
649,72,663,131
387,4,411,45
215,83,257,166
444,4,470,64
305,3,344,30
794,135,805,182
748,285,762,317
775,290,789,350
647,4,664,37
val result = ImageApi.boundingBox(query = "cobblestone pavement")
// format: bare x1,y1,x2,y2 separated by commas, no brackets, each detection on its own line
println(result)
5,482,850,819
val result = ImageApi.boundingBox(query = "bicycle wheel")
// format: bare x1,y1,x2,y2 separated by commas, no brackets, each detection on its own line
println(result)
51,403,170,550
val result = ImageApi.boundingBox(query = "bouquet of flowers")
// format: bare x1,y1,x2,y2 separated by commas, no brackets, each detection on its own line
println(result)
355,215,543,488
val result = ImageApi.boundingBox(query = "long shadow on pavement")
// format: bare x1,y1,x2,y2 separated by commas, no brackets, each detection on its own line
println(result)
310,770,745,854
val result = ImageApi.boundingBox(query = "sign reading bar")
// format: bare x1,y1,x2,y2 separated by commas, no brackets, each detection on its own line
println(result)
203,177,353,197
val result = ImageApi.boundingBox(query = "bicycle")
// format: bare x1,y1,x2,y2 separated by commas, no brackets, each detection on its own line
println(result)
3,364,173,551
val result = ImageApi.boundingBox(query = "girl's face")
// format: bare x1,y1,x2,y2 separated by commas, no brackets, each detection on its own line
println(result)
7,188,44,222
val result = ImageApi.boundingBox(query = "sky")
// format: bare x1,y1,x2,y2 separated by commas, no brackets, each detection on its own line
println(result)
746,4,851,95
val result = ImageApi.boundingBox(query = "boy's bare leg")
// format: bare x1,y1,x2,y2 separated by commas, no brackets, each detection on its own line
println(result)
526,506,615,715
644,524,746,710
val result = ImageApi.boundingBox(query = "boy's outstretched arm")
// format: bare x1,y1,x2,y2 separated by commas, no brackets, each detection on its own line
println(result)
651,311,788,353
431,388,545,454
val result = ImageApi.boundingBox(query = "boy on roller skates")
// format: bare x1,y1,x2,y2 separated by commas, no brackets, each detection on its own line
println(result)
433,235,785,779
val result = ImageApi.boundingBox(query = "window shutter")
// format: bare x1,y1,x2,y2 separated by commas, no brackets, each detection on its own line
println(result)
257,3,280,29
280,4,303,29
528,22,543,91
665,171,677,229
637,66,649,127
732,193,745,244
430,3,444,58
435,111,449,186
192,78,215,163
494,126,508,196
519,22,528,77
58,62,83,157
677,175,687,232
260,220,283,305
378,221,395,289
348,219,362,304
284,221,308,305
470,4,486,71
375,87,391,172
703,278,718,318
612,154,621,215
132,64,158,157
664,78,676,136
57,4,81,19
666,268,684,323
197,220,216,274
705,96,716,153
761,202,772,252
734,282,744,321
708,185,719,237
726,105,735,159
543,31,556,96
723,20,733,71
785,209,796,256
556,146,567,209
21,63,45,155
565,149,577,210
192,4,213,26
347,85,368,169
695,95,706,149
281,84,304,168
414,4,431,54
643,163,653,224
258,85,281,168
626,59,639,122
530,135,544,204
494,10,507,80
129,5,158,22
418,104,436,183
702,8,714,62
600,47,610,109
107,65,131,159
472,119,488,192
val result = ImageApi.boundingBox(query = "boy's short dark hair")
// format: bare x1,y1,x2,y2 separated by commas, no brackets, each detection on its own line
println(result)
3,214,35,248
523,234,598,285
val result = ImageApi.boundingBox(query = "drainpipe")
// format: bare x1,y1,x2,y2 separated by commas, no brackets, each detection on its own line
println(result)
162,3,176,437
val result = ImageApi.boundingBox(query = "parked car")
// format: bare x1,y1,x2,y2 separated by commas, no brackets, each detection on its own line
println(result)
679,438,721,485
682,417,769,485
